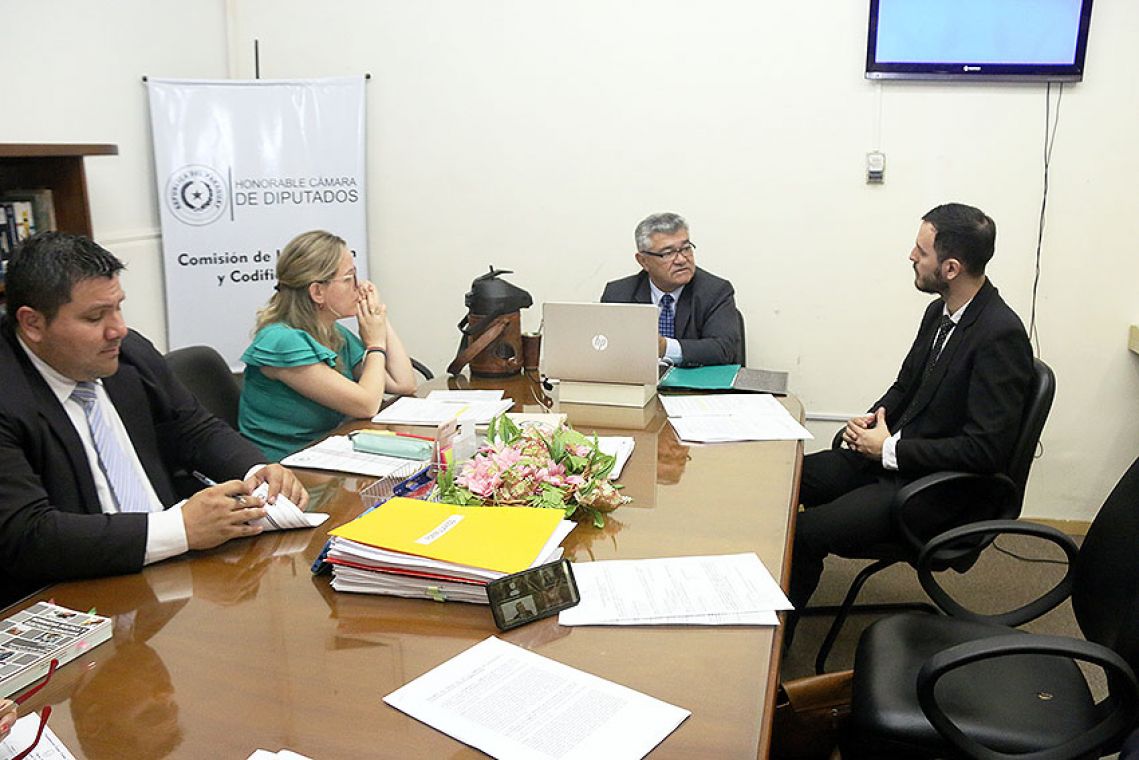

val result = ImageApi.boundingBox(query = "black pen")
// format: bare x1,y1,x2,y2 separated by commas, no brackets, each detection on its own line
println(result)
191,470,218,488
191,471,248,505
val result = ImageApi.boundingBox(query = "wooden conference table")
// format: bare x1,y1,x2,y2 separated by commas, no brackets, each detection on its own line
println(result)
5,373,802,759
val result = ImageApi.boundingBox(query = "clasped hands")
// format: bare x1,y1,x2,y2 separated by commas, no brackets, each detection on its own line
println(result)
355,280,388,347
843,406,891,460
183,464,309,551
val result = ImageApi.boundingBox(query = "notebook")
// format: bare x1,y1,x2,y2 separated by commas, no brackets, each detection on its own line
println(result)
540,302,659,385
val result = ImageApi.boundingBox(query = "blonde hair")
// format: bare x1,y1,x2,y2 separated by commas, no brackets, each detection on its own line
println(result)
255,230,349,360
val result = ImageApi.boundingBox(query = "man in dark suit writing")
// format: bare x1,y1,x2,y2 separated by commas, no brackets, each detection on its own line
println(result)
601,212,743,366
0,232,308,606
789,203,1034,611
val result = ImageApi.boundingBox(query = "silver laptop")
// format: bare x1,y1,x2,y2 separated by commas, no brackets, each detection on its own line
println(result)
540,302,659,385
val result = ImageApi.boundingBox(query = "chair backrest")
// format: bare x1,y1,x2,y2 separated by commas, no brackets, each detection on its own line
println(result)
1073,455,1139,675
737,309,747,366
1004,358,1056,514
164,345,241,430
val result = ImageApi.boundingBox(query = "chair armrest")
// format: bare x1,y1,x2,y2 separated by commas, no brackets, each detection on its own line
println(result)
916,633,1139,760
915,520,1078,626
410,358,435,381
891,471,1018,555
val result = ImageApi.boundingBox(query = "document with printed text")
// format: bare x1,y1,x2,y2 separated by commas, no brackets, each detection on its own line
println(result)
660,393,812,443
558,553,791,626
280,435,423,478
373,397,514,426
384,637,690,760
0,712,77,759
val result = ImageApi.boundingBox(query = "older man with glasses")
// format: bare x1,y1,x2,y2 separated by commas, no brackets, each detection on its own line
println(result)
601,212,743,367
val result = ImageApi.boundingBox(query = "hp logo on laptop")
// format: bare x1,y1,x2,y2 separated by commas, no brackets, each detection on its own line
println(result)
591,334,609,351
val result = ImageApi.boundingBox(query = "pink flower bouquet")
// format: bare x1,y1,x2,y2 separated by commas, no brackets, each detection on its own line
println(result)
434,415,629,527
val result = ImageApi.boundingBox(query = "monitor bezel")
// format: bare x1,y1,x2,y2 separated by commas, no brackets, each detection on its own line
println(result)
865,0,1095,83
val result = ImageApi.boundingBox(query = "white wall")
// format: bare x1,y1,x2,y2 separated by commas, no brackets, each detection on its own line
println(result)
4,0,1138,521
1,0,231,342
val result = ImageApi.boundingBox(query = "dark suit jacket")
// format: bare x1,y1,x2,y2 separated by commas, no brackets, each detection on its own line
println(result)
600,267,743,366
873,279,1033,475
0,321,264,605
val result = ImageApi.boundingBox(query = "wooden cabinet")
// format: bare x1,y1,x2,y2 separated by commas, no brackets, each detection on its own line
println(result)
0,143,118,299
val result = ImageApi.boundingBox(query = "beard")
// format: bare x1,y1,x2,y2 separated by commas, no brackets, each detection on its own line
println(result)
914,265,948,296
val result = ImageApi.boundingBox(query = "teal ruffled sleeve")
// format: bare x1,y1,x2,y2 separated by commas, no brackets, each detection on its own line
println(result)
242,323,338,369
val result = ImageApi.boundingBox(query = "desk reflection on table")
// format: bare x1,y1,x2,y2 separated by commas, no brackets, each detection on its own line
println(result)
4,371,802,760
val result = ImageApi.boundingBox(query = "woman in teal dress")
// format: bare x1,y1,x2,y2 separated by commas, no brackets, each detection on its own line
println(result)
239,230,417,461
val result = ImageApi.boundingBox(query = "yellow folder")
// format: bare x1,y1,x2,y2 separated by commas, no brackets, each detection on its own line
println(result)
329,497,566,574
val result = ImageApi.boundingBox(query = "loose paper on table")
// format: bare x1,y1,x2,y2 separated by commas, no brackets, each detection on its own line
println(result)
384,636,690,760
426,390,505,402
0,712,77,760
558,553,791,627
660,393,812,443
373,397,514,426
281,435,425,478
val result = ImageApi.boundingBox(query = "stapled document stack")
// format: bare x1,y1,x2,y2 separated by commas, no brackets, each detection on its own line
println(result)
1,602,112,698
326,497,575,603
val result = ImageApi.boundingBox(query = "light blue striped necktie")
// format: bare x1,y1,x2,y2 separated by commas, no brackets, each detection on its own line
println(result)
71,381,152,513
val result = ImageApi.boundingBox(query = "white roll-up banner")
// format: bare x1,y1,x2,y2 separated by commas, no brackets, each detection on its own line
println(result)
147,76,368,367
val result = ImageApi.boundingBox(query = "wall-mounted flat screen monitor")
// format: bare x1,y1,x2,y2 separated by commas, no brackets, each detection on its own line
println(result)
866,0,1094,82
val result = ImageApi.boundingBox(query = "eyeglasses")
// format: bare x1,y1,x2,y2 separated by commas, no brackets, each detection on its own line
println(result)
318,270,358,288
6,658,57,760
639,241,696,261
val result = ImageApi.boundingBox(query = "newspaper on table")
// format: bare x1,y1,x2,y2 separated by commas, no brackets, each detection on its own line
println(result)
1,602,112,698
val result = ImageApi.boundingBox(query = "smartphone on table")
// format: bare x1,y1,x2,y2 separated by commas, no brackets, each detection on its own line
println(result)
486,559,580,631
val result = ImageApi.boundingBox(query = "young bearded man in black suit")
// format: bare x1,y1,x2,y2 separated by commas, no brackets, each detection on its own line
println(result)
789,203,1034,611
601,212,743,367
0,232,308,605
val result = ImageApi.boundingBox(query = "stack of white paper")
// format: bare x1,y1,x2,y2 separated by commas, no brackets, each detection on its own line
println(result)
373,396,514,426
660,394,812,443
326,520,575,603
558,553,792,626
384,637,690,760
281,435,426,478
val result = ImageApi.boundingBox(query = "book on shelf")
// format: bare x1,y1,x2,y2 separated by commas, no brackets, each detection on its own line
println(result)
0,205,10,258
1,602,112,699
0,188,57,236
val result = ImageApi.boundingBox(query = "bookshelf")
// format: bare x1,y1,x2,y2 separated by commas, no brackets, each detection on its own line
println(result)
0,143,118,301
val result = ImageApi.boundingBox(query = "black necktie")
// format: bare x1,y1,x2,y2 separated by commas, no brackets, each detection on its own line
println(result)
925,315,956,376
897,315,956,430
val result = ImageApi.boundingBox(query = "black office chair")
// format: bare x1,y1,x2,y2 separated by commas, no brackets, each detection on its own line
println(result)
842,455,1139,759
737,308,747,366
411,358,435,381
164,345,242,430
810,358,1056,674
